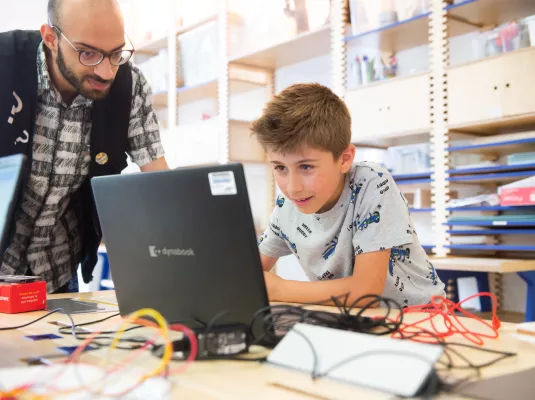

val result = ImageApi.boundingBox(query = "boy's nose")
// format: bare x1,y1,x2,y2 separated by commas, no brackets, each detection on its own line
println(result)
287,174,304,194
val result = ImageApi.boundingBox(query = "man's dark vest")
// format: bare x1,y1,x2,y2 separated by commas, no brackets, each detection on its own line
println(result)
0,30,132,284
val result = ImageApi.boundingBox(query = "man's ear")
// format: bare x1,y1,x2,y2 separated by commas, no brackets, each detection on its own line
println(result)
339,145,356,173
40,24,59,54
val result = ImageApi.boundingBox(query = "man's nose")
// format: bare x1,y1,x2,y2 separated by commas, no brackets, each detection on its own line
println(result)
94,57,114,81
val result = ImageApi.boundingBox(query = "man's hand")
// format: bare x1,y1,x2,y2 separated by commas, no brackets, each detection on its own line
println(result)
140,157,169,172
263,271,284,301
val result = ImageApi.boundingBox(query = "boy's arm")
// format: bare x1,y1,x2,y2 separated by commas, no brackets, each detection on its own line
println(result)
264,249,389,306
260,254,278,272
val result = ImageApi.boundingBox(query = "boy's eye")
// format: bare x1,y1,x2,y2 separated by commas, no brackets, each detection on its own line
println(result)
274,165,287,172
300,164,314,171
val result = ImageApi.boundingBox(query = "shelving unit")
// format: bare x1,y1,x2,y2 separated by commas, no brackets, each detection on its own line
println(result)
229,25,332,69
448,163,535,175
449,229,535,234
393,172,432,180
152,76,268,109
136,14,219,55
448,205,535,211
431,256,535,273
446,219,535,227
446,244,535,251
345,11,431,52
128,0,535,318
396,178,433,185
447,137,535,154
337,0,535,318
445,0,535,37
448,170,535,183
342,0,516,52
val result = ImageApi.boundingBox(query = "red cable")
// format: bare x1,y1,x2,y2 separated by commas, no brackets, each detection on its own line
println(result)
168,323,198,374
388,292,501,345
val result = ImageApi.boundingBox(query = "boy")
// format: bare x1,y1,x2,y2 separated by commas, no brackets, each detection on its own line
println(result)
252,83,445,307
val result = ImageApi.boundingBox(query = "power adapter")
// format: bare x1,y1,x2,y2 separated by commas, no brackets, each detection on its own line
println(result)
152,323,250,360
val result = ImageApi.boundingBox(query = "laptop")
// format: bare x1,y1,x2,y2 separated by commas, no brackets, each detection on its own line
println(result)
91,163,270,340
0,154,26,257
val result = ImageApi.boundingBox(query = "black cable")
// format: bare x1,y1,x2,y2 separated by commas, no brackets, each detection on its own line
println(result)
0,308,144,356
60,326,148,350
56,312,121,333
247,294,517,399
205,310,230,334
289,326,442,399
249,293,404,348
0,308,75,333
439,342,517,373
54,312,150,350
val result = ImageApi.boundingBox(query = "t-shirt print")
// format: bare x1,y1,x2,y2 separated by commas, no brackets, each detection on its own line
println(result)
258,161,445,306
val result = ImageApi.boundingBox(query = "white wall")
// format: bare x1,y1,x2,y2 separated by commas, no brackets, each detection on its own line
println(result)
0,0,47,32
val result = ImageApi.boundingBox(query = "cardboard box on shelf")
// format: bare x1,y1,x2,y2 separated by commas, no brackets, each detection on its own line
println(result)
499,176,535,206
500,187,535,206
401,189,458,209
402,188,431,208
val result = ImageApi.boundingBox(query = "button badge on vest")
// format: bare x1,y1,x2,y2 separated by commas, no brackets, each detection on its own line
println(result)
95,152,108,165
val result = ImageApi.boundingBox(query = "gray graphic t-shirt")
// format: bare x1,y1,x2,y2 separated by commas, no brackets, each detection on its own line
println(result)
258,161,445,306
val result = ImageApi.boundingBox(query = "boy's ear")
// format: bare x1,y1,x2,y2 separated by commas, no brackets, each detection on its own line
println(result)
339,145,356,173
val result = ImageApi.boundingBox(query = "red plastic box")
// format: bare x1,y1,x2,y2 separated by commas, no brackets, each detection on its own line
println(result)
0,281,47,314
500,186,535,206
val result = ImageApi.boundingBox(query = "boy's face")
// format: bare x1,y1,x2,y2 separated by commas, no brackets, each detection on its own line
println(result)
268,145,355,214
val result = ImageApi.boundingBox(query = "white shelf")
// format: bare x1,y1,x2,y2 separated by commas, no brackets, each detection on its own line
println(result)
448,0,535,38
345,12,430,53
448,113,535,134
136,35,167,55
229,25,331,69
162,118,264,167
152,77,268,109
136,14,218,55
431,256,535,273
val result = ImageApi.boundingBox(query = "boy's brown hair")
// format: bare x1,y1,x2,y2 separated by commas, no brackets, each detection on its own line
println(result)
251,83,352,159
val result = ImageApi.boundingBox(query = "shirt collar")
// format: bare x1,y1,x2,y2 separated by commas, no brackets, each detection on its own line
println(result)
36,42,93,108
36,42,51,91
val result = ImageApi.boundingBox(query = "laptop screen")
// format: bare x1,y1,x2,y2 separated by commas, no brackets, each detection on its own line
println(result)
0,155,25,254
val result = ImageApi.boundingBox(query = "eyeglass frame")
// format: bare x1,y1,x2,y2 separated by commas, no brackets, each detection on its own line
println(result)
50,25,135,67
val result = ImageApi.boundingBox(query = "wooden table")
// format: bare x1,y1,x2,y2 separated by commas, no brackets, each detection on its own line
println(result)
1,291,535,399
431,256,535,322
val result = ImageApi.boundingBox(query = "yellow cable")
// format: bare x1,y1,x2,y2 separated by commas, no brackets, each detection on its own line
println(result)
0,308,173,399
102,308,173,389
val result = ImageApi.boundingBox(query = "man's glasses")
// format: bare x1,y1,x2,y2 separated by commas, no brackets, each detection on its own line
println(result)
51,26,135,67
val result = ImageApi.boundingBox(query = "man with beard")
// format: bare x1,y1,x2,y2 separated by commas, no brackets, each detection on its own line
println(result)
0,0,169,293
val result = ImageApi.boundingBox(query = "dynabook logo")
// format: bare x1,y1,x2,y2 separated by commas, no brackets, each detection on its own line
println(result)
0,296,9,302
149,246,195,258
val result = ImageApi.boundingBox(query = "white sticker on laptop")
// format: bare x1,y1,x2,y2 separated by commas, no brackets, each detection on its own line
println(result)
208,171,237,196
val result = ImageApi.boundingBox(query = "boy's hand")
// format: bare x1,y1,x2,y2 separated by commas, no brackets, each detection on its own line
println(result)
260,250,390,306
263,271,283,301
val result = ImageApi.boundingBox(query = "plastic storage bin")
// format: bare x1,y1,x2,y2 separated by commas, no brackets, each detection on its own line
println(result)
387,143,431,175
349,0,429,36
178,17,243,87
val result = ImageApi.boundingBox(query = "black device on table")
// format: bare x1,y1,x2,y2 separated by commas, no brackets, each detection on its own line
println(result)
0,154,26,259
91,163,271,352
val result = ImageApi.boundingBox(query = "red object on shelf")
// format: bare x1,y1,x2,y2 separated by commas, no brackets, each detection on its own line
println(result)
500,186,535,206
0,281,47,314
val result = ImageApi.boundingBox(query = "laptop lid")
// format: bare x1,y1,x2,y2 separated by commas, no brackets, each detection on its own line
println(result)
91,163,270,339
0,154,26,257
